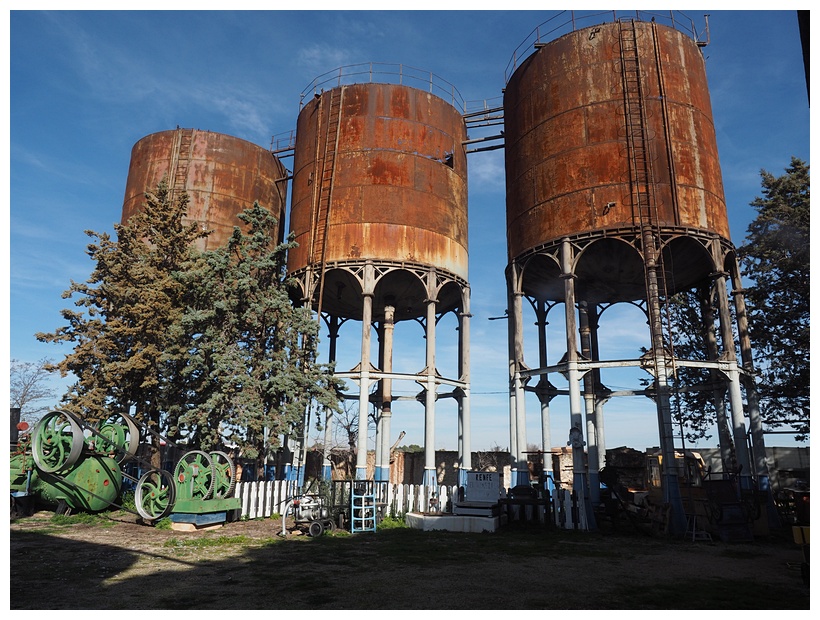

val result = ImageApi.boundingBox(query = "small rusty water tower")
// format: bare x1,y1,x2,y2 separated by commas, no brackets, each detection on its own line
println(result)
503,14,767,533
287,65,471,489
122,128,288,250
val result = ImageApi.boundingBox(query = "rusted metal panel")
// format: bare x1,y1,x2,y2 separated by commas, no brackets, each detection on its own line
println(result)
121,129,287,251
505,20,730,264
288,82,468,282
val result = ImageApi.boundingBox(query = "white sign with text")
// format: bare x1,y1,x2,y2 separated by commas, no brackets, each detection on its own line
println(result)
465,472,500,503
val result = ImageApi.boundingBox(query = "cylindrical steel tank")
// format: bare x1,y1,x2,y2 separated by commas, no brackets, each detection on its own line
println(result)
505,20,728,264
288,82,468,319
122,129,287,251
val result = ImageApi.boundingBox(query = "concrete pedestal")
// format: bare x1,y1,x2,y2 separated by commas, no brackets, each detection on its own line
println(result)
405,511,505,533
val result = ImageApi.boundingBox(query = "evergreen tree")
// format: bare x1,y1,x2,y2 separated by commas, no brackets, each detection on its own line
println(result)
664,288,721,443
166,202,342,463
37,184,340,469
36,181,207,451
652,158,809,444
738,157,810,439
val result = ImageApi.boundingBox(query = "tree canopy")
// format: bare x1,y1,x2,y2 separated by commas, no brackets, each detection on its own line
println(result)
662,288,724,444
164,201,342,459
36,181,205,432
738,157,810,439
37,181,341,464
656,157,809,445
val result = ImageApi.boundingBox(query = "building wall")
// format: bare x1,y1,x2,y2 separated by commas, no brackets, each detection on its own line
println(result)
697,446,810,492
304,446,807,492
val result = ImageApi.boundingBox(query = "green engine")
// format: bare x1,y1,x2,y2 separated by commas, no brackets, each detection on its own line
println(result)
10,410,138,514
11,409,241,527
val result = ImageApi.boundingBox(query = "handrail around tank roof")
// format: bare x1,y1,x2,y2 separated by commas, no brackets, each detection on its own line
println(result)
300,62,466,113
505,10,707,83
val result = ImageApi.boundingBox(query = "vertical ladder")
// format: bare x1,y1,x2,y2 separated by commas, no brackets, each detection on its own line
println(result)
350,483,377,533
619,20,657,234
311,88,344,318
170,128,193,204
618,20,675,366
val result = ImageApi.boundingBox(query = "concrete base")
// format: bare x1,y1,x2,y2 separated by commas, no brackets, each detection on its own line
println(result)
170,521,224,532
405,511,504,533
453,502,502,517
169,511,227,531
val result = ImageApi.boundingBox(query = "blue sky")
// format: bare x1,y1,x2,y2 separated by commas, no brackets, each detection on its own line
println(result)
6,8,810,453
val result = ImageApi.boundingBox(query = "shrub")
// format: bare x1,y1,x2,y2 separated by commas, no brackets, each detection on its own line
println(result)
377,515,407,530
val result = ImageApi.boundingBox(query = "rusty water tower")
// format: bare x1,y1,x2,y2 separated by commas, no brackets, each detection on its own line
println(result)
122,128,288,250
503,14,767,533
287,65,471,489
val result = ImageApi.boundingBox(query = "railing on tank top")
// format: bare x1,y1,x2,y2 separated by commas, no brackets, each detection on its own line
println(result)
299,62,466,114
504,10,707,83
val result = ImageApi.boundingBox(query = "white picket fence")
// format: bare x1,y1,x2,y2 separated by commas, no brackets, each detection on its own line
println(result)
551,488,590,530
235,480,461,520
235,480,588,530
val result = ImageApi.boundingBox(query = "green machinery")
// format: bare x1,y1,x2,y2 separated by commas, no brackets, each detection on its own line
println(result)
10,410,137,514
135,449,240,526
10,409,241,527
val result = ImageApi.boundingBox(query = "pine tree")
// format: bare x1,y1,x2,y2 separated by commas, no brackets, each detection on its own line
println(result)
36,181,207,458
738,157,810,439
166,202,341,465
651,158,809,444
38,182,340,469
664,288,721,443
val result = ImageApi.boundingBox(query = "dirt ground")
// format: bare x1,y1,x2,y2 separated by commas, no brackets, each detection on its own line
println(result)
9,509,811,610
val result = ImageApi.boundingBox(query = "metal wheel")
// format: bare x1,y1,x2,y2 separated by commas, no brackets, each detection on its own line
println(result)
323,519,336,534
174,450,215,500
96,413,140,462
308,520,324,537
32,410,85,473
209,451,236,499
135,469,176,521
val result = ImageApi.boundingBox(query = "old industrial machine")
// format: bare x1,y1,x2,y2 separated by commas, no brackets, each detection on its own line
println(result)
10,409,240,527
10,410,137,515
291,494,336,537
134,449,240,525
278,480,381,537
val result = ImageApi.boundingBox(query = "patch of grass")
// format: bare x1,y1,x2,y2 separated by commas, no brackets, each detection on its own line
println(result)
118,491,136,512
50,512,116,528
377,515,407,530
163,534,254,549
153,517,173,530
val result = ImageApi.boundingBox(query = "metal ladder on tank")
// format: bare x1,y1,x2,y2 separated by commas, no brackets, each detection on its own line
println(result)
170,128,193,204
310,87,344,319
617,19,676,369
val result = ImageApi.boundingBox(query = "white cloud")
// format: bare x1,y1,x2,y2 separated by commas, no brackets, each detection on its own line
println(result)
466,149,505,192
296,44,354,77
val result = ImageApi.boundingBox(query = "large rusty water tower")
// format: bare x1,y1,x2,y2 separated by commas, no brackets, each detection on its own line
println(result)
122,128,288,250
287,65,471,489
503,14,768,532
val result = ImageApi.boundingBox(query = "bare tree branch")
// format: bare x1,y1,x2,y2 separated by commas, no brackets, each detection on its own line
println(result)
10,358,56,422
